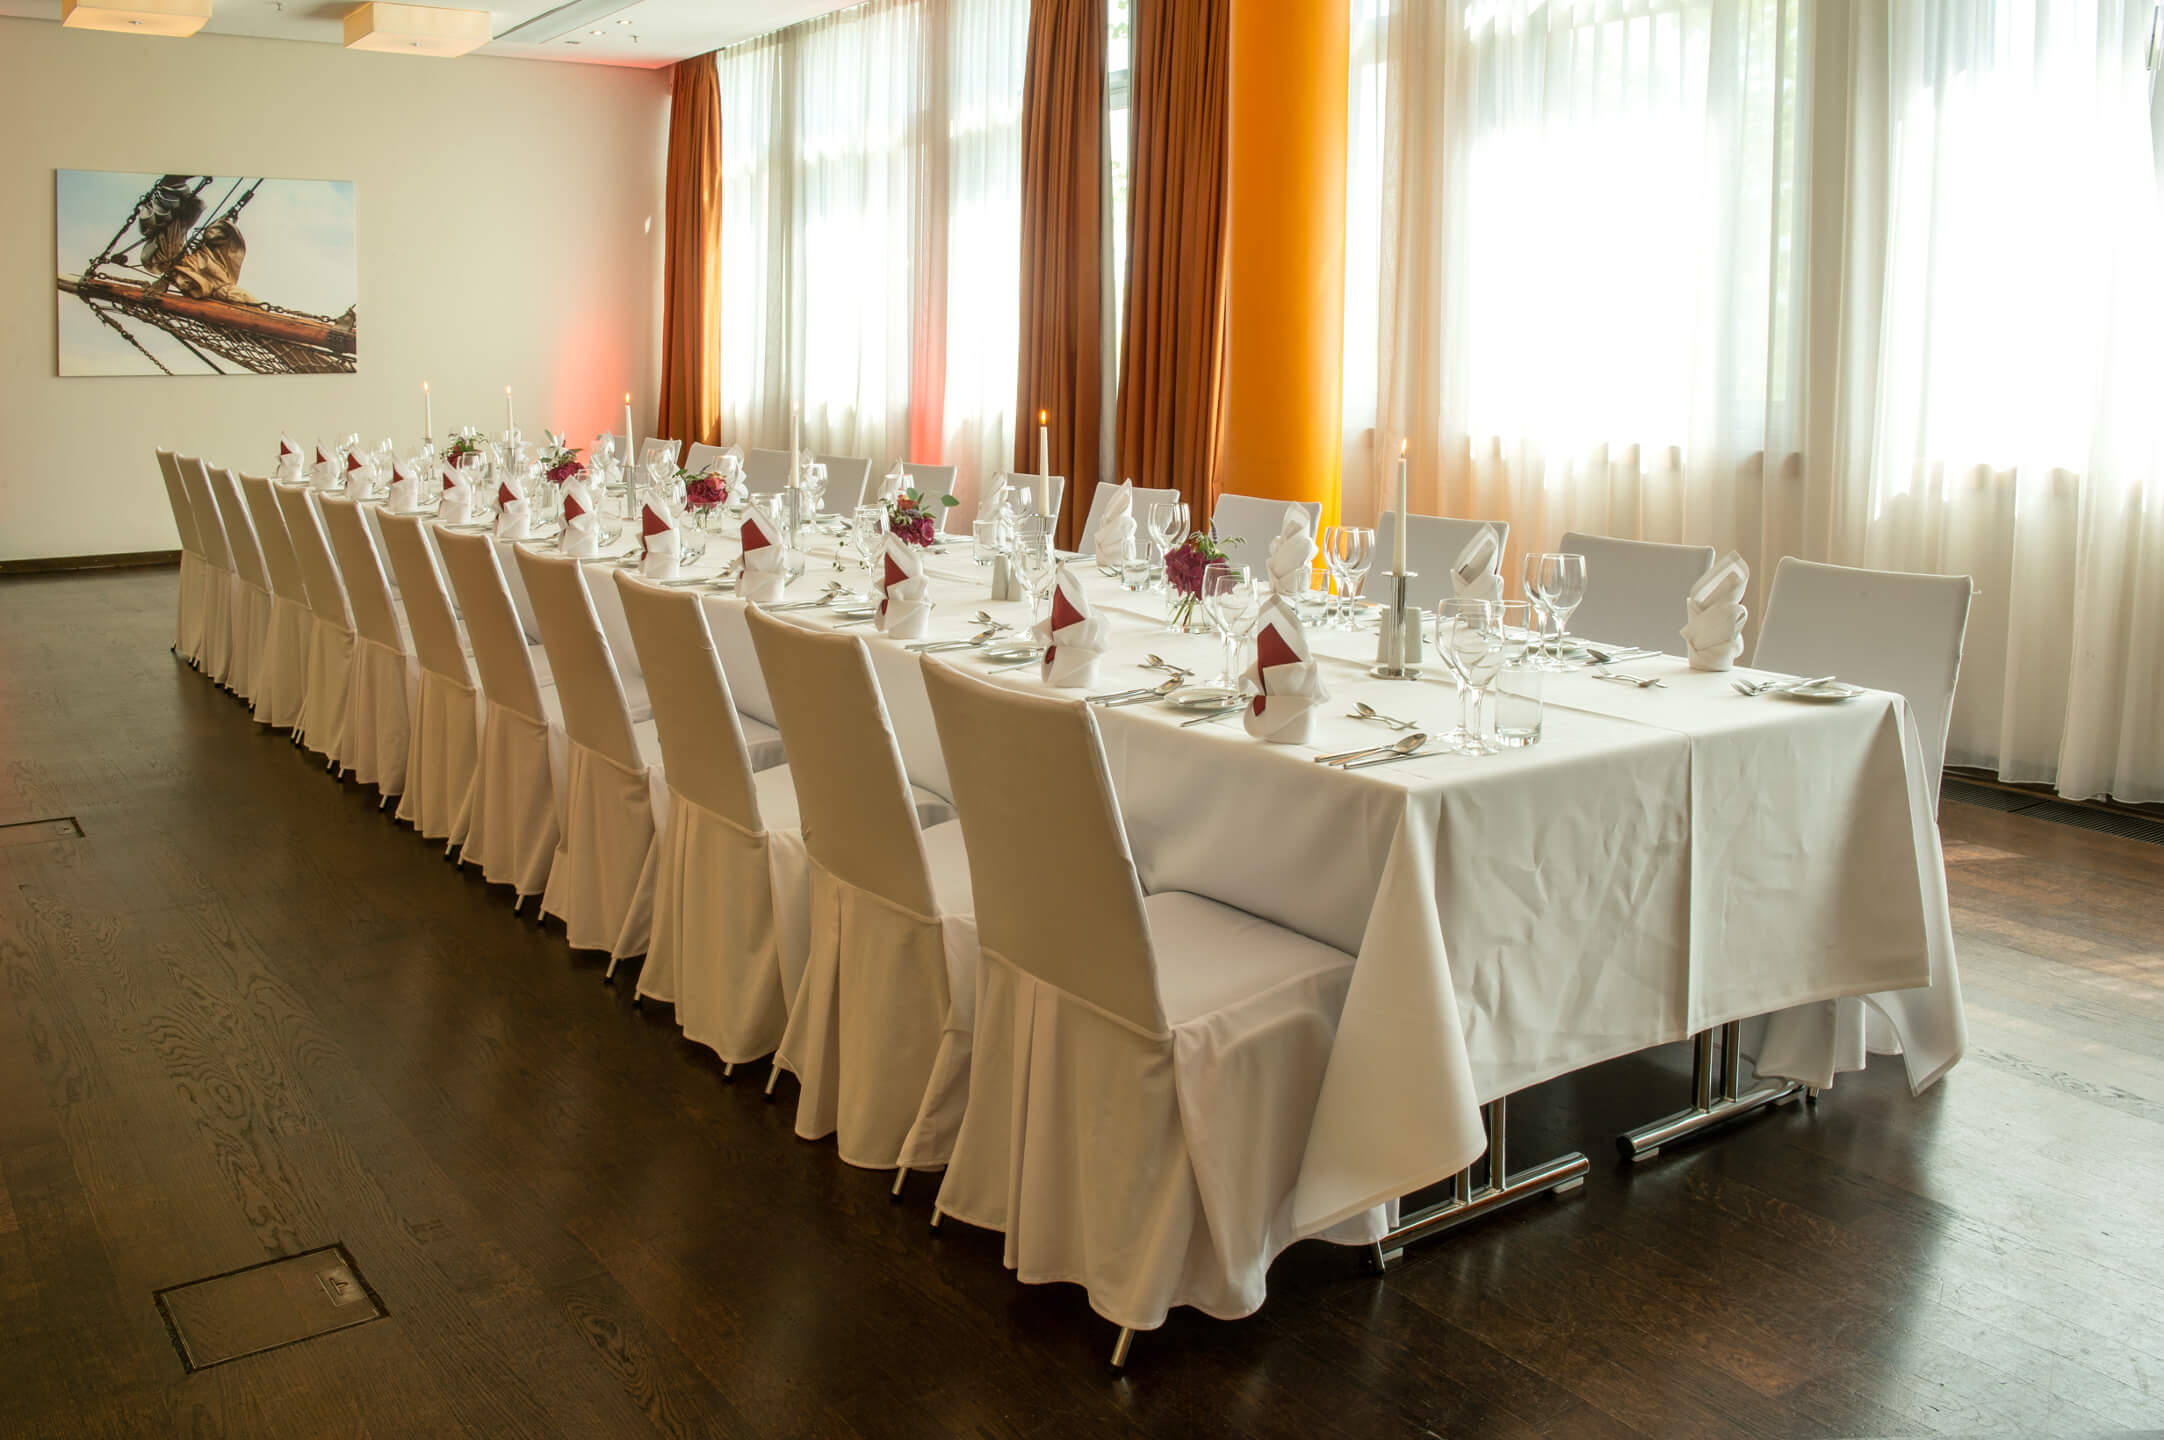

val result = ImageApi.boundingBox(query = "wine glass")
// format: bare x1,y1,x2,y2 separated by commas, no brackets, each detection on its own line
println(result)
1526,552,1588,667
1324,526,1375,630
1147,499,1189,582
851,503,885,574
1438,598,1505,754
1013,522,1056,619
1200,562,1258,693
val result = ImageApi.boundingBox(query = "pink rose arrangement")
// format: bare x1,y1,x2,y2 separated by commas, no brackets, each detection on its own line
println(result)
543,443,585,487
885,487,956,548
444,431,484,465
1164,528,1234,627
682,470,729,510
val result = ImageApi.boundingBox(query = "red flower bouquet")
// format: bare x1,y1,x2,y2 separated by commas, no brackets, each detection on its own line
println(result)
1164,529,1233,628
543,443,585,487
885,487,956,548
682,471,729,510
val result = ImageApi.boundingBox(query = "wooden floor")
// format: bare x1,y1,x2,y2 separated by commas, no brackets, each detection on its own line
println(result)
4,568,2162,1440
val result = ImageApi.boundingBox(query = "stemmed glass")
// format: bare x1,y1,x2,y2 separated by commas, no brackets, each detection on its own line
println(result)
1013,519,1056,623
1322,525,1374,630
1438,598,1506,754
803,462,829,518
1147,500,1189,592
1525,552,1588,667
850,503,885,577
1200,562,1261,694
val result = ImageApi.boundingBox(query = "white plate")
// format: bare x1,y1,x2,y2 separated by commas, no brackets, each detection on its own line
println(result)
1168,685,1243,710
1776,680,1864,703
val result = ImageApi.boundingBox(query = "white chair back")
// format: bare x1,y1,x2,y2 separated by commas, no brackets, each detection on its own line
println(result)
375,511,472,687
1753,557,1974,785
919,659,1163,1032
208,467,270,591
512,546,644,773
239,476,307,603
156,450,203,558
614,573,767,830
1557,531,1716,656
1211,494,1321,575
318,498,404,652
901,463,961,528
813,454,873,513
432,526,549,724
177,456,232,571
272,482,349,628
1362,513,1512,611
745,607,936,915
742,448,794,494
684,441,728,473
1077,482,1180,554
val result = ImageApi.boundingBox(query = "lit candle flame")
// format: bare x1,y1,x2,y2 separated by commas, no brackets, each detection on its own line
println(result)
1039,409,1048,425
1400,437,1408,456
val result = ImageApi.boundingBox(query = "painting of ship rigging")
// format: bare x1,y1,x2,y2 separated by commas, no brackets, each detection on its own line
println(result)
55,169,357,377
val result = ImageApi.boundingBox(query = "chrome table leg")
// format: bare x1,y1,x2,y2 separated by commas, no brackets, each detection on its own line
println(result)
1617,1020,1802,1162
1372,1097,1589,1266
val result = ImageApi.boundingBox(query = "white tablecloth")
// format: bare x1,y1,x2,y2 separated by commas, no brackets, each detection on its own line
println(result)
496,522,1962,1234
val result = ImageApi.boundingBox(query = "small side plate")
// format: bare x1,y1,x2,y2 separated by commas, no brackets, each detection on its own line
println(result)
1777,680,1864,703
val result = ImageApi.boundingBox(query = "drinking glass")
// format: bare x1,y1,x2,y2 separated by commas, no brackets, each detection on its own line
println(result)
1437,598,1505,754
1013,524,1056,619
1492,599,1544,747
852,504,886,572
1295,565,1333,628
1324,526,1375,630
971,517,1007,567
1200,562,1258,693
804,462,829,516
1147,500,1189,572
1526,552,1588,667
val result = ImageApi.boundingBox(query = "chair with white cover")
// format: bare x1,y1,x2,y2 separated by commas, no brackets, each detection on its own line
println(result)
1557,532,1716,656
272,482,353,764
745,606,978,1179
207,466,273,705
238,475,312,731
433,527,562,904
514,546,665,959
376,512,479,847
1362,514,1514,611
742,448,794,493
684,441,736,473
614,573,809,1063
1077,482,1180,555
319,497,415,801
1210,494,1321,576
176,456,236,688
900,462,957,501
156,450,207,662
813,454,873,514
919,659,1380,1361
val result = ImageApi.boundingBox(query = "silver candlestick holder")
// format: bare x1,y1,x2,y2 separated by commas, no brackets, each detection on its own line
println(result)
1371,569,1424,680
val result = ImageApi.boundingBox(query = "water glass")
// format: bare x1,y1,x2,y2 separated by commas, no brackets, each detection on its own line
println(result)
971,517,1006,567
1437,598,1505,755
852,504,886,572
1492,599,1543,746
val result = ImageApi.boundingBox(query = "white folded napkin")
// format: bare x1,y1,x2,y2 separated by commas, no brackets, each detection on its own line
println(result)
1036,565,1109,688
343,450,373,496
1681,550,1749,671
309,443,338,491
386,460,420,512
1093,481,1138,569
438,463,471,525
494,473,531,541
1266,503,1318,597
1452,523,1505,603
277,433,302,482
739,498,788,604
560,478,600,559
1244,598,1329,744
976,471,1011,526
638,490,680,580
876,535,934,640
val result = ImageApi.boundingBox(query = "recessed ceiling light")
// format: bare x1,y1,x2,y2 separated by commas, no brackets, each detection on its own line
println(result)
615,16,631,22
589,27,603,34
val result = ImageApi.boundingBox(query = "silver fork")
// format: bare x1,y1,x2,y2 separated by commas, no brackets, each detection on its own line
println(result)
1592,669,1666,689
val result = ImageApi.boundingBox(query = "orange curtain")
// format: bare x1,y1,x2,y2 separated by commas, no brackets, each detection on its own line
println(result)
659,55,723,447
1012,0,1108,550
1114,0,1232,532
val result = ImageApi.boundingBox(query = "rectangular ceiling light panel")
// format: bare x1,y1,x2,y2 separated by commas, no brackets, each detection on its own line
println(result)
60,0,212,37
343,2,492,57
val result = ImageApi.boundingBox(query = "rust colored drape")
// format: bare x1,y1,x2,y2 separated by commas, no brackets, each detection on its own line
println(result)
659,56,723,447
1114,0,1232,531
1012,0,1108,550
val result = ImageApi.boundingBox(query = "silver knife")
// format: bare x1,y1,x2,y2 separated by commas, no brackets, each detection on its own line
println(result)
1341,747,1447,772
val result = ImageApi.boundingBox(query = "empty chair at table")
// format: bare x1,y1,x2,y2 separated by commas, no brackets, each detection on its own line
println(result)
1360,514,1513,612
433,526,562,905
1556,532,1715,656
515,546,665,960
239,475,313,731
207,465,273,705
615,573,808,1062
919,658,1383,1362
1076,481,1180,557
273,481,354,765
898,463,964,530
745,606,978,1178
812,454,873,514
683,441,741,474
155,449,207,663
1210,494,1321,576
741,448,794,494
176,455,237,688
376,511,480,847
320,496,415,801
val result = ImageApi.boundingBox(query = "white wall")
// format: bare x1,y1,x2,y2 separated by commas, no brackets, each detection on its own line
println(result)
0,17,670,562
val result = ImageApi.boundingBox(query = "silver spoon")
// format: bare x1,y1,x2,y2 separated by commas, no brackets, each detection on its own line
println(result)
1090,678,1184,706
1143,654,1194,677
1593,668,1665,689
1324,732,1429,768
1350,701,1418,730
908,629,999,654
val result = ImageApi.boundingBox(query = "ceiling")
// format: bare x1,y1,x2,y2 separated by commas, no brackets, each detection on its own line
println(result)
0,0,850,68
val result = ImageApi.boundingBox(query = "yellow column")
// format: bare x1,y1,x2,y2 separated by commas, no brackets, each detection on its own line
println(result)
1218,0,1351,530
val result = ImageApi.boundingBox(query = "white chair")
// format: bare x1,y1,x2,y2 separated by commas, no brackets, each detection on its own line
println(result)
1557,531,1716,656
746,606,978,1179
897,462,962,528
684,441,735,473
155,450,206,663
919,659,1378,1362
433,526,563,905
1210,494,1321,576
742,448,794,494
319,497,415,802
1361,514,1513,611
1077,482,1180,556
992,472,1064,530
207,465,273,705
614,573,808,1065
515,546,665,960
238,475,313,732
176,456,236,688
272,482,353,764
813,454,873,514
376,512,480,848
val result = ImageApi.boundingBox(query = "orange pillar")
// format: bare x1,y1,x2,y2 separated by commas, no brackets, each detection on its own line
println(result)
1218,0,1351,530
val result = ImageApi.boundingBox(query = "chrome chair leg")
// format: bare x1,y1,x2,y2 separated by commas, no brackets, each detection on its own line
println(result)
891,1168,909,1201
721,1062,736,1081
764,1066,782,1099
1109,1328,1135,1368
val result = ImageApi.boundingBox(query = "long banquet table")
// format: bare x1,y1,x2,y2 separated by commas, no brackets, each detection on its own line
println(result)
486,517,1963,1235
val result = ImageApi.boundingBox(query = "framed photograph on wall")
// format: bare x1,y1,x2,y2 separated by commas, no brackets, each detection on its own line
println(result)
55,170,358,377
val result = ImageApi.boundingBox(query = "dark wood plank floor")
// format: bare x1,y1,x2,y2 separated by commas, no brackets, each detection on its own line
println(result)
3,567,2161,1440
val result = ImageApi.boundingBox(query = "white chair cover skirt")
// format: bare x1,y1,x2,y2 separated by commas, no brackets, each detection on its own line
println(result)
461,699,565,898
175,550,207,662
297,616,352,761
540,740,663,954
251,593,312,730
228,579,272,705
341,636,414,795
396,669,480,844
198,569,235,687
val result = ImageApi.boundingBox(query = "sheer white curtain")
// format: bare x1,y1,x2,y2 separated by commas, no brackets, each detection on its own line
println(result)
711,0,1024,511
